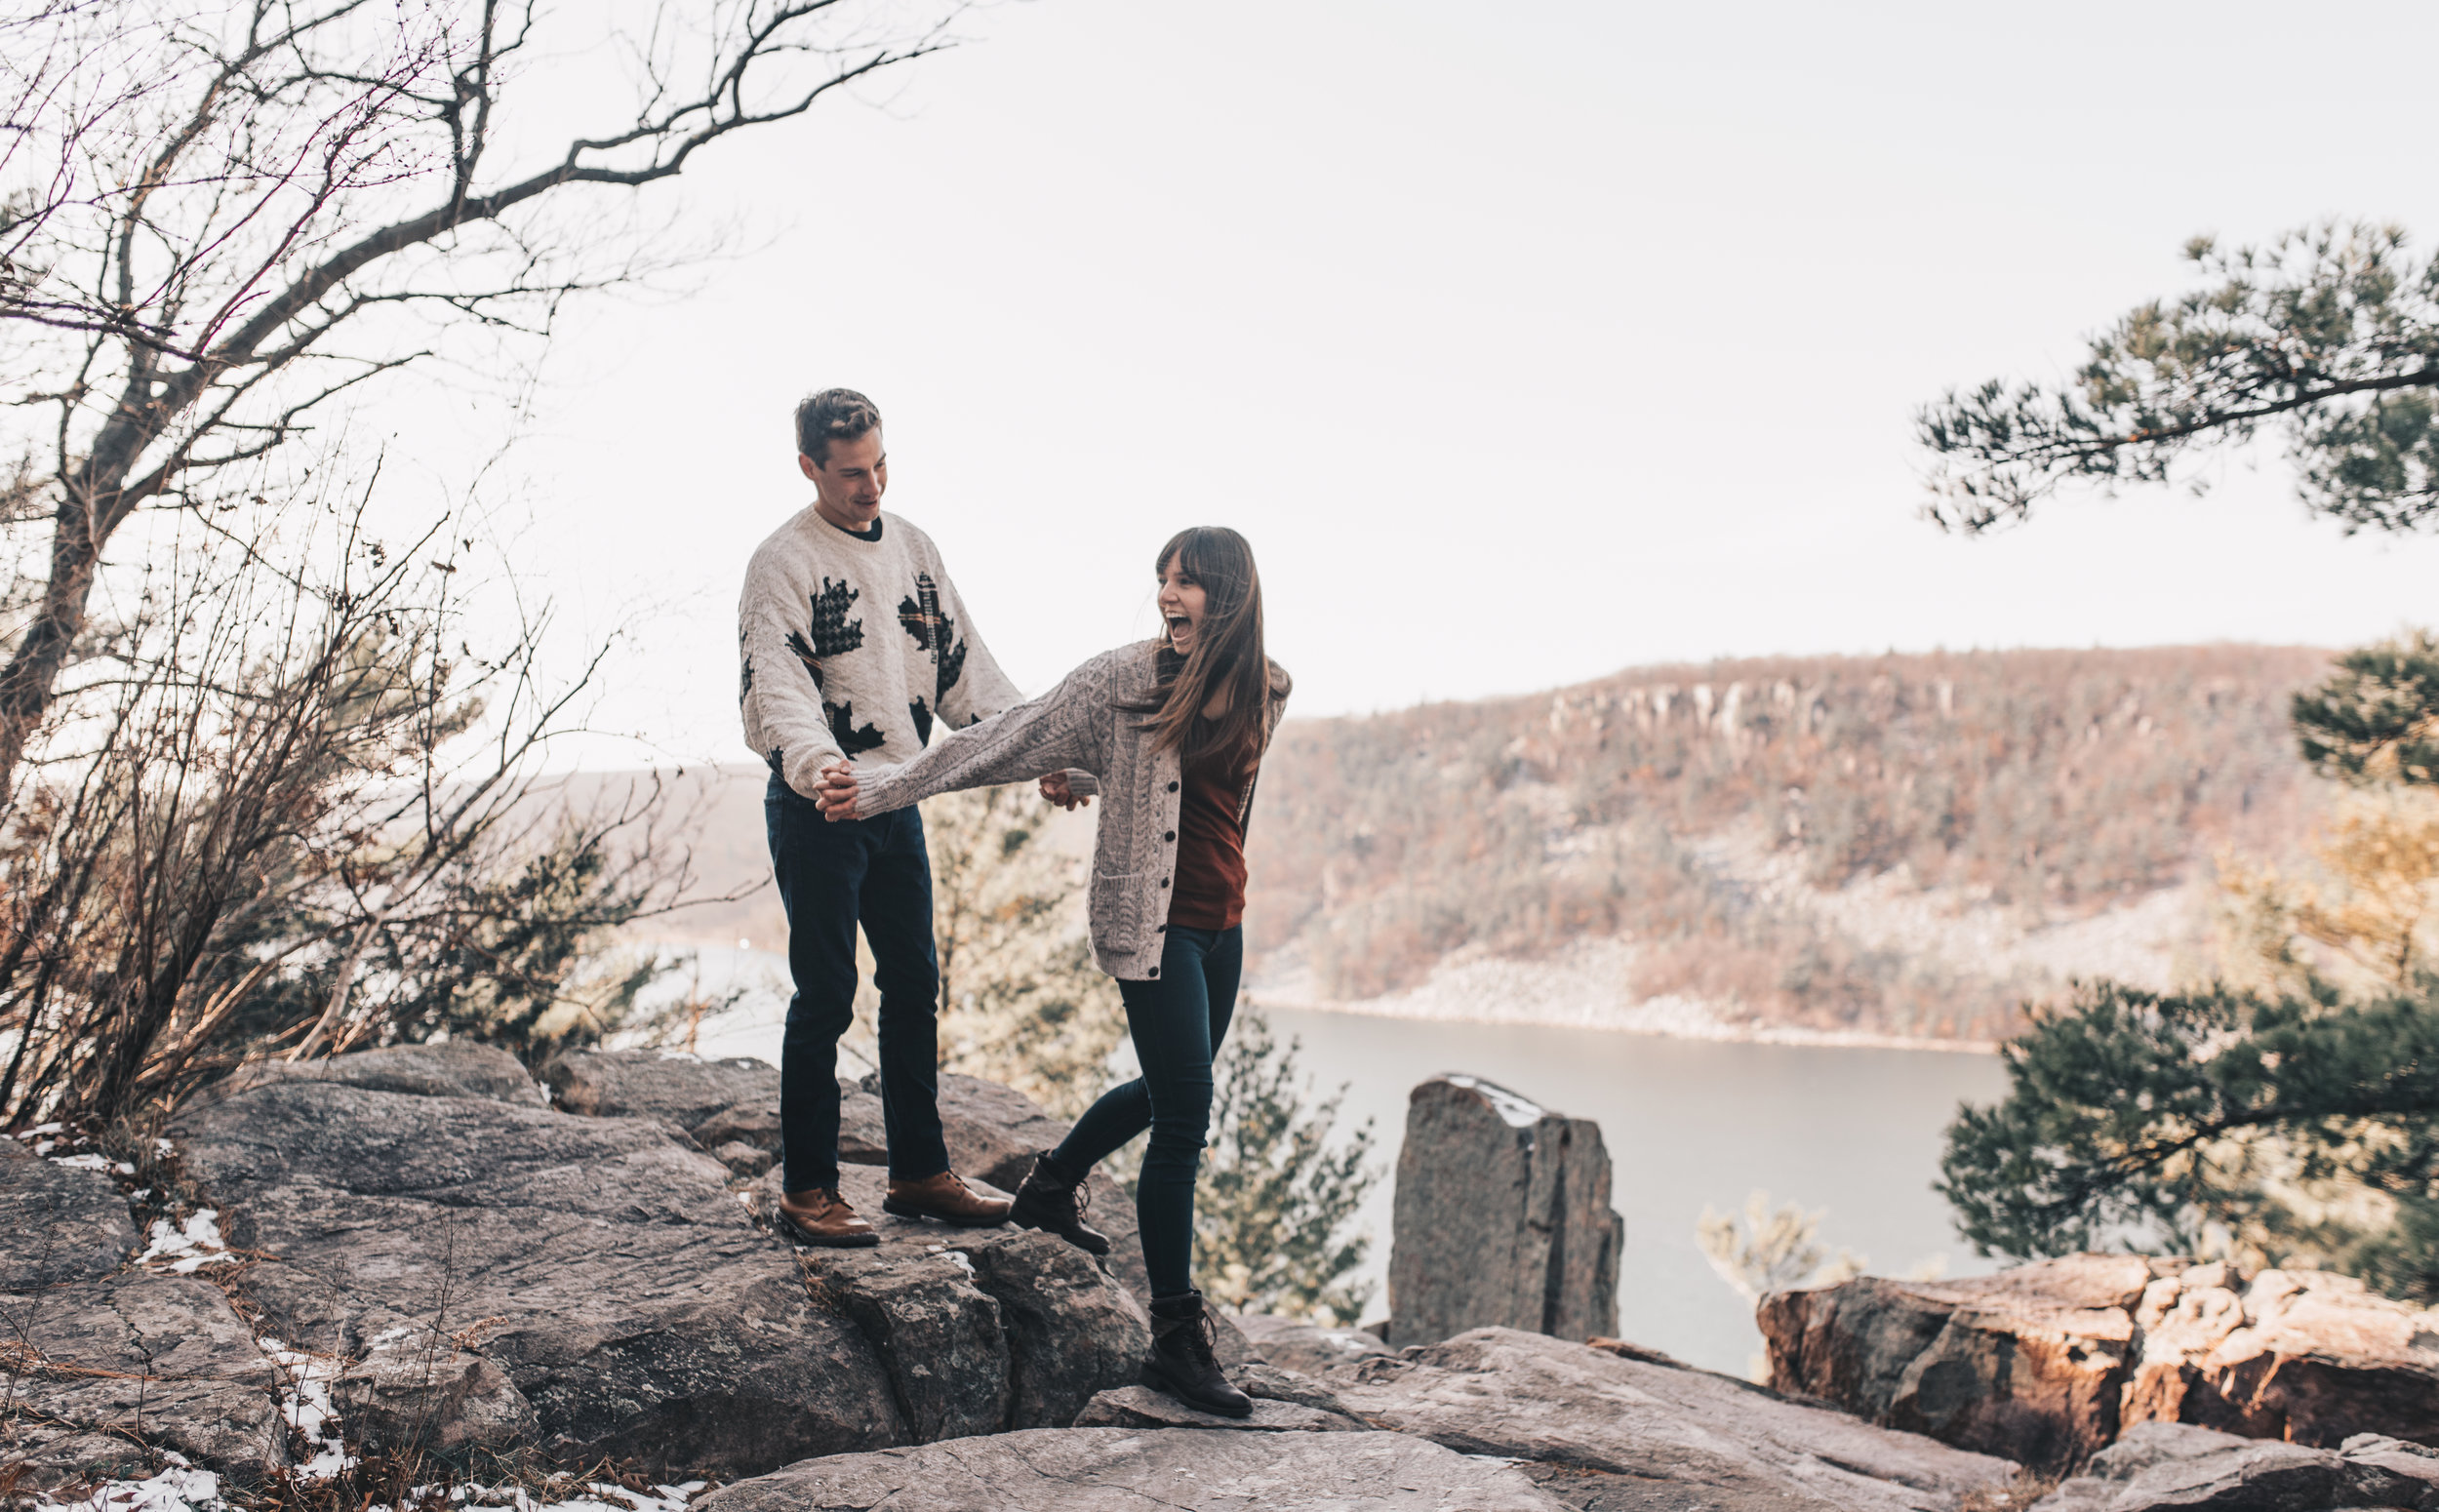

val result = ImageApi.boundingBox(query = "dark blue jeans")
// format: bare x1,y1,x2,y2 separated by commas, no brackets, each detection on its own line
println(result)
1052,925,1243,1299
766,774,949,1193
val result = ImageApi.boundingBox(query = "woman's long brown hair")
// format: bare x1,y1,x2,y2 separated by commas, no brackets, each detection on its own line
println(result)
1124,527,1287,760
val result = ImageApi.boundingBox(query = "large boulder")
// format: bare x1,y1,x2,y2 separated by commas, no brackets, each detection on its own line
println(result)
691,1426,1573,1511
751,1163,1148,1435
0,1271,291,1490
1322,1326,2020,1512
170,1076,903,1477
217,1040,548,1106
2,1135,139,1290
1383,1074,1621,1347
2031,1420,2439,1511
1760,1255,2439,1472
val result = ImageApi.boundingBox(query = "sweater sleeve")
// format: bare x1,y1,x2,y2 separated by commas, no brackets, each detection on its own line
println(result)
739,546,843,798
856,652,1112,816
926,543,1022,731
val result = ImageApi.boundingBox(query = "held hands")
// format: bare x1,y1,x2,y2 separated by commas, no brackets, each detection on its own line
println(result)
1039,771,1091,812
813,761,862,821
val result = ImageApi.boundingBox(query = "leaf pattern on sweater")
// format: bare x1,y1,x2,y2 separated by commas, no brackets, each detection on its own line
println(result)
825,698,886,757
898,573,969,707
809,577,866,657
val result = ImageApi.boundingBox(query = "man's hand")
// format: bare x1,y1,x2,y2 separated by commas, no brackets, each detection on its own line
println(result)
1039,771,1091,812
813,762,862,821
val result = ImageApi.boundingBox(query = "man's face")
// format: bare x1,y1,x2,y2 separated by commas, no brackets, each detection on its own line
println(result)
800,429,887,530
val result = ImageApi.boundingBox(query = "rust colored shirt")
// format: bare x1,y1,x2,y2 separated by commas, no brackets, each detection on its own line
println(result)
1167,739,1259,931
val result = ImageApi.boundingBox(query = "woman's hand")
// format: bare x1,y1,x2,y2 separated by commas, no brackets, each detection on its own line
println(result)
813,762,863,821
1039,771,1091,812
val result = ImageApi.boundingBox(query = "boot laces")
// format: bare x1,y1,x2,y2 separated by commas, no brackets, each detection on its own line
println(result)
1161,1302,1219,1366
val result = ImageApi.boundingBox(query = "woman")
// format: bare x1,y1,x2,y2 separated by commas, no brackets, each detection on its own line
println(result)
812,525,1288,1418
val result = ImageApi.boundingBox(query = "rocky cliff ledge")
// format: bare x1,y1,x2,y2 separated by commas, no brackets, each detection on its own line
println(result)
1761,1253,2439,1473
10,1043,2029,1508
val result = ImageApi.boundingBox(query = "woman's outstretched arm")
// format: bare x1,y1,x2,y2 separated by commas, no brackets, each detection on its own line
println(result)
819,650,1119,818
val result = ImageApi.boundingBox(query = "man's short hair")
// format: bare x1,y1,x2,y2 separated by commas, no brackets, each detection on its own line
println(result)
794,388,883,464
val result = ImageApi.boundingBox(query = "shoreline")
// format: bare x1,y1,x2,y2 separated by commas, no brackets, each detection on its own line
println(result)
1245,991,2002,1055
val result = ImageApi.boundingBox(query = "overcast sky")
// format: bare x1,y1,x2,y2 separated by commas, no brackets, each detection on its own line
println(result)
394,0,2439,767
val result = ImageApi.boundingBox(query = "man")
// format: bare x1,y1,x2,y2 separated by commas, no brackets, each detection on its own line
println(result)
740,387,1019,1246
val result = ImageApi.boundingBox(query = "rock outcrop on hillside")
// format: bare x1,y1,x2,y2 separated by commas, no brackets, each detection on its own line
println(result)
1761,1254,2439,1472
167,1041,1150,1479
16,1048,2048,1510
173,1045,899,1476
1384,1074,1621,1348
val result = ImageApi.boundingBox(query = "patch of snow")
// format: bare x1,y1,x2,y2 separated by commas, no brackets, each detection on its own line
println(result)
33,1463,224,1512
1444,1074,1542,1130
22,1121,65,1136
942,1251,977,1279
137,1210,239,1274
260,1338,355,1480
654,1049,702,1062
155,1137,177,1156
50,1152,114,1172
448,1483,703,1512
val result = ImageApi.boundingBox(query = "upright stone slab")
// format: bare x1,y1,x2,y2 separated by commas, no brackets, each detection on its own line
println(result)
1384,1073,1621,1348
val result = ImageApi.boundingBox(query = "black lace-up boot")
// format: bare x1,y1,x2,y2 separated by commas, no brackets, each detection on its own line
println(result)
1144,1289,1252,1418
1009,1150,1110,1255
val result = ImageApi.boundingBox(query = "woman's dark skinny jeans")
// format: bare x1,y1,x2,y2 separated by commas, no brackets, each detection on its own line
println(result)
1052,925,1241,1300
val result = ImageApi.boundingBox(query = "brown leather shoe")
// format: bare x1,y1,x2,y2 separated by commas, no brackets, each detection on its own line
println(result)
882,1170,1012,1227
777,1186,879,1248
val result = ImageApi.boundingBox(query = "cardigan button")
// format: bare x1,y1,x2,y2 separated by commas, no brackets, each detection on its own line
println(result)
1160,877,1170,888
1167,780,1179,792
1164,830,1177,843
1148,967,1160,977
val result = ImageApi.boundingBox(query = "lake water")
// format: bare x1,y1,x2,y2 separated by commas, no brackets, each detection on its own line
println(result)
653,946,2013,1377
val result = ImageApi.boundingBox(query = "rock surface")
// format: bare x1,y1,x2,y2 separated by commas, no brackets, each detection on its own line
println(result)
2031,1419,2439,1511
217,1040,549,1106
159,1046,1166,1480
1237,1314,1393,1376
1324,1326,2019,1511
692,1426,1572,1511
329,1318,540,1461
172,1073,903,1477
1072,1385,1365,1433
752,1163,1147,1441
1761,1254,2439,1471
1384,1074,1621,1347
0,1272,290,1489
2,1135,139,1290
538,1045,779,1129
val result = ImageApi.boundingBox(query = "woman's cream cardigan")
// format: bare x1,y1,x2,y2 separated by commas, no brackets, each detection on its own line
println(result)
854,640,1287,981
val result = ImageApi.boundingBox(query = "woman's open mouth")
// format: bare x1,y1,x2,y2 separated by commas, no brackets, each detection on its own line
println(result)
1166,616,1193,635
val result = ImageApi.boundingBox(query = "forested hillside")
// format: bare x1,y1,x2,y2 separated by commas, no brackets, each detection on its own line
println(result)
1244,645,2333,1042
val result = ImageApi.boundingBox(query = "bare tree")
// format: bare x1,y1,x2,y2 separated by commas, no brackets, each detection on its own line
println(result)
0,0,966,803
0,477,714,1126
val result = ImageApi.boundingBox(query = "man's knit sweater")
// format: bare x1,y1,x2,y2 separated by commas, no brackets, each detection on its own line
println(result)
739,507,1020,799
